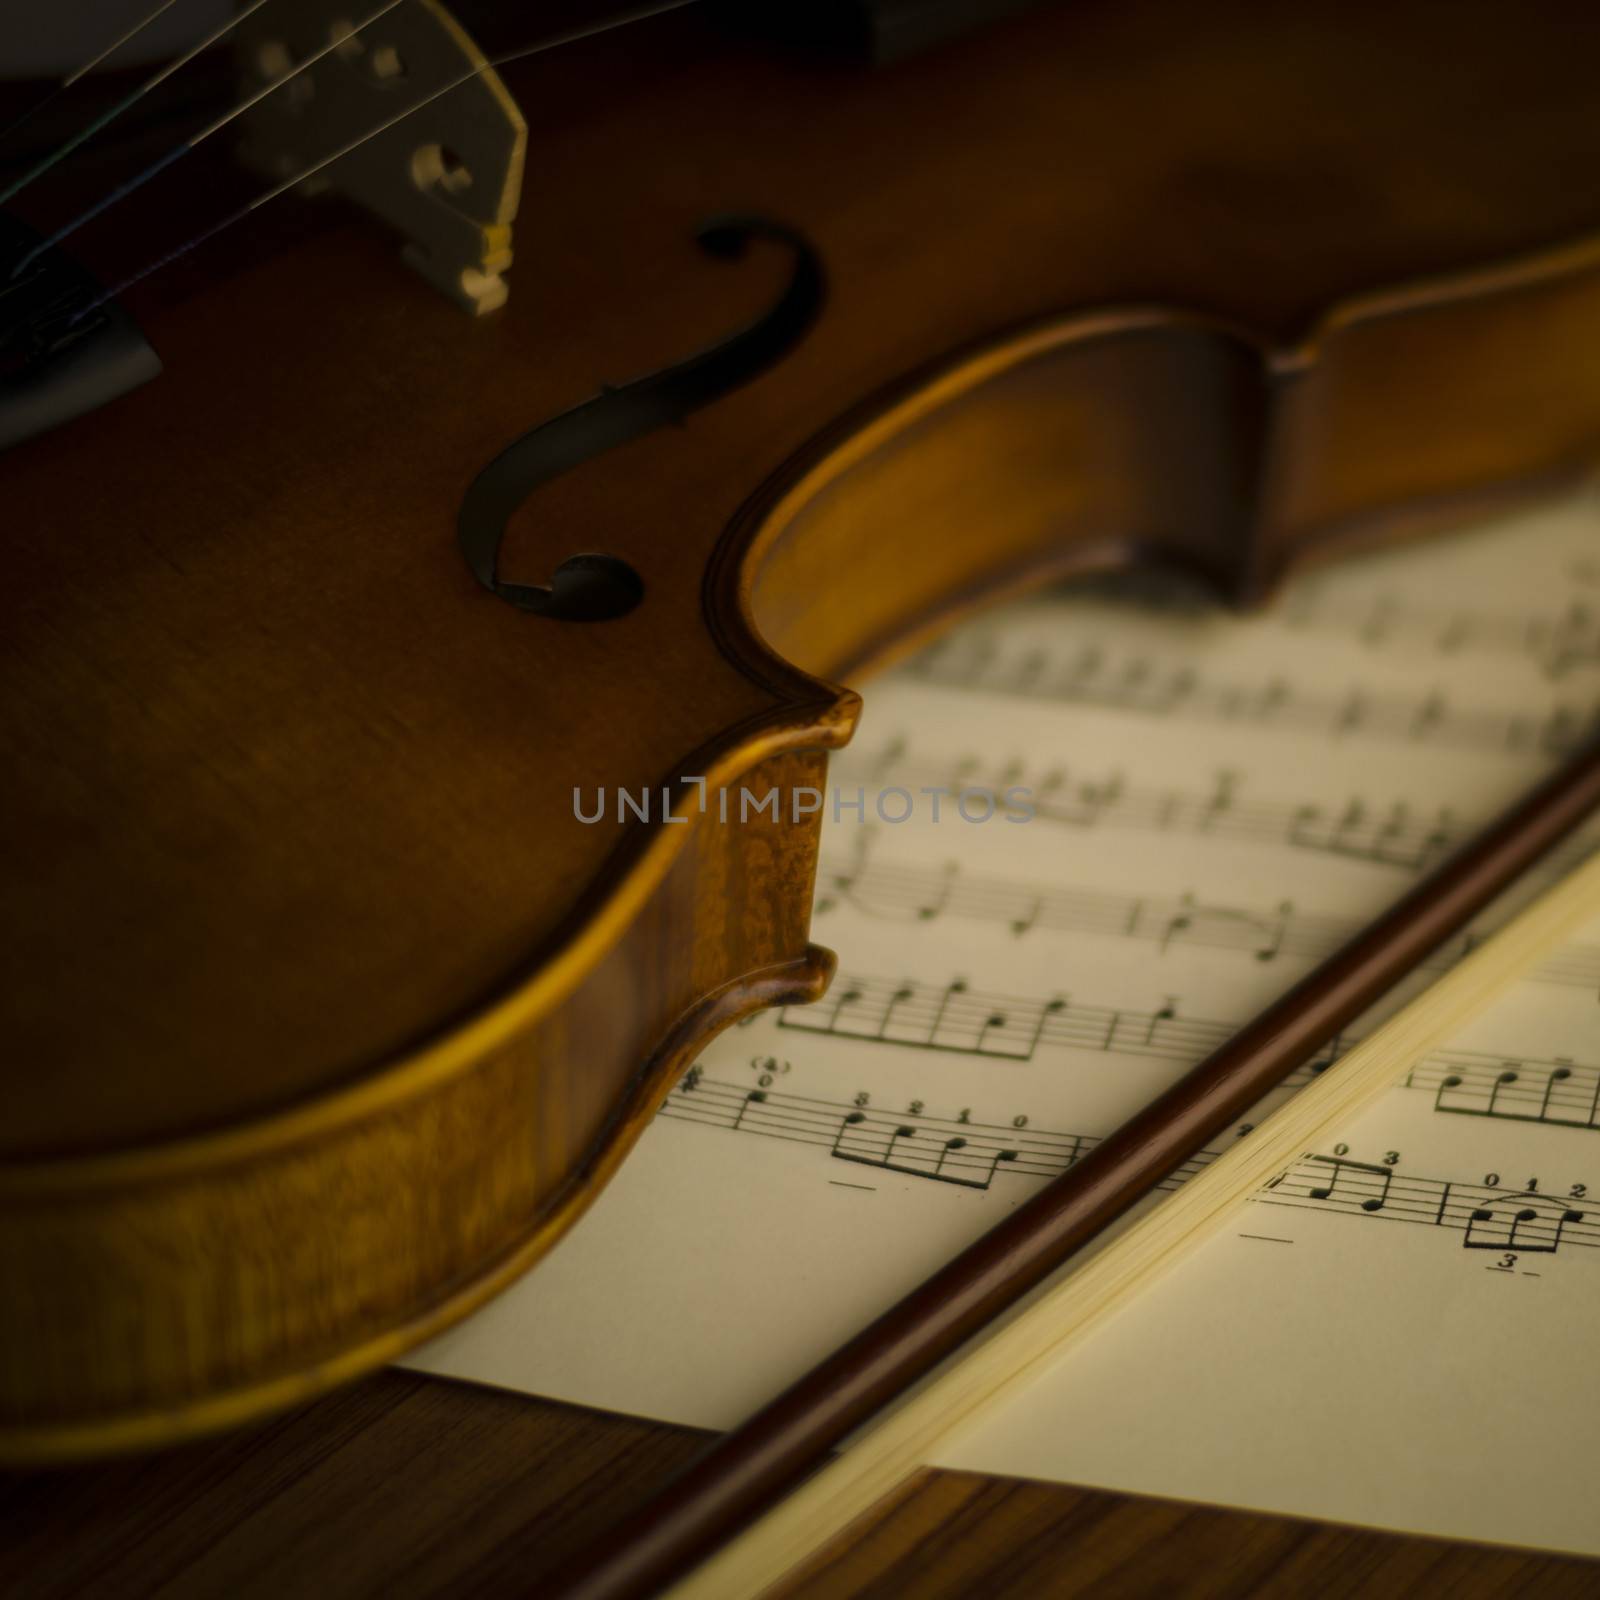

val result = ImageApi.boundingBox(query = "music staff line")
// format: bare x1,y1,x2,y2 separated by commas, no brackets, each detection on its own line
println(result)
1266,1157,1591,1257
776,972,1600,1134
901,635,1600,756
837,742,1600,879
662,1074,1598,1257
1277,593,1600,682
815,844,1600,993
1037,572,1600,680
664,1068,1217,1191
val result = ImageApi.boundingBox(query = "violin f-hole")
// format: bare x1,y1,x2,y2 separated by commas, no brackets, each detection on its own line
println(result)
456,215,826,618
498,552,644,622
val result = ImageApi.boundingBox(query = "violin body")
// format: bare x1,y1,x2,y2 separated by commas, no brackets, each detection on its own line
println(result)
4,0,1600,1458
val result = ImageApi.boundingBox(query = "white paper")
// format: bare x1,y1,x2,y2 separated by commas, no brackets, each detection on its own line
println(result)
409,493,1600,1553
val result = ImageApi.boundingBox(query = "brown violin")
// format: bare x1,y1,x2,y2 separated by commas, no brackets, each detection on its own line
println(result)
3,0,1600,1460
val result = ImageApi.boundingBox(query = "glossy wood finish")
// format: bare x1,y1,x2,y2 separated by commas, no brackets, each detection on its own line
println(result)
3,1376,1596,1598
0,746,838,1458
5,0,1600,1453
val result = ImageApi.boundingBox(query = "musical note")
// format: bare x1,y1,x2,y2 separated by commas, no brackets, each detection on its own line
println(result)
1025,997,1068,1059
1150,892,1296,964
1488,1068,1522,1116
1305,1154,1392,1211
1265,1159,1596,1258
779,973,1211,1065
870,733,907,782
1044,568,1600,680
1464,1197,1586,1255
811,851,1600,988
1255,902,1293,962
1010,891,1045,938
1423,1056,1600,1131
780,973,1600,1139
976,1007,1015,1053
661,1072,1600,1262
1144,999,1178,1048
836,739,1600,880
665,1070,1175,1191
870,1132,1023,1189
1305,1036,1345,1077
927,978,969,1048
916,861,957,922
812,825,871,917
901,634,1600,755
1546,601,1600,678
1159,898,1194,953
731,1089,767,1131
829,1112,1029,1191
1541,1066,1580,1123
1033,767,1067,810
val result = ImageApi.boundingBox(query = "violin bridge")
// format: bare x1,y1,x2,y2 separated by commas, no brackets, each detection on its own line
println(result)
235,0,526,315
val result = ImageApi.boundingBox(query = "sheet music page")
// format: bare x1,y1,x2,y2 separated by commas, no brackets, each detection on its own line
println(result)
408,495,1600,1555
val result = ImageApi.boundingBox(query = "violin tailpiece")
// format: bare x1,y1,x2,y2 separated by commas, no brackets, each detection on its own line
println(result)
234,0,526,315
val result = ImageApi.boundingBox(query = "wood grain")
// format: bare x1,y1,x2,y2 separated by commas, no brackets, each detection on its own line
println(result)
3,1377,1595,1598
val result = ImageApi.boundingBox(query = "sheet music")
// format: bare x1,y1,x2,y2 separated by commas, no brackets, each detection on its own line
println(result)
409,494,1600,1556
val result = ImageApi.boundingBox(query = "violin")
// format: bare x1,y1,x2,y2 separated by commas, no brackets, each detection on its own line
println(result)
3,0,1599,1461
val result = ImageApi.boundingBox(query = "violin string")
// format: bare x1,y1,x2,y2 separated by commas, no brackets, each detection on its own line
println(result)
52,0,189,91
69,0,702,322
0,0,279,211
0,0,185,148
10,0,411,279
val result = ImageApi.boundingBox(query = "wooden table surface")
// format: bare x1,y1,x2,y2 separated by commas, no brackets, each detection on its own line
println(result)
3,1372,1596,1599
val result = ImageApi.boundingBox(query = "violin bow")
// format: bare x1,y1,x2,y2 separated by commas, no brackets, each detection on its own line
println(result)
544,730,1600,1600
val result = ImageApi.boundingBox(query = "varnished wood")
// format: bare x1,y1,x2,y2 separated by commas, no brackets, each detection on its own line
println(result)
6,0,1600,1453
3,1378,1596,1598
